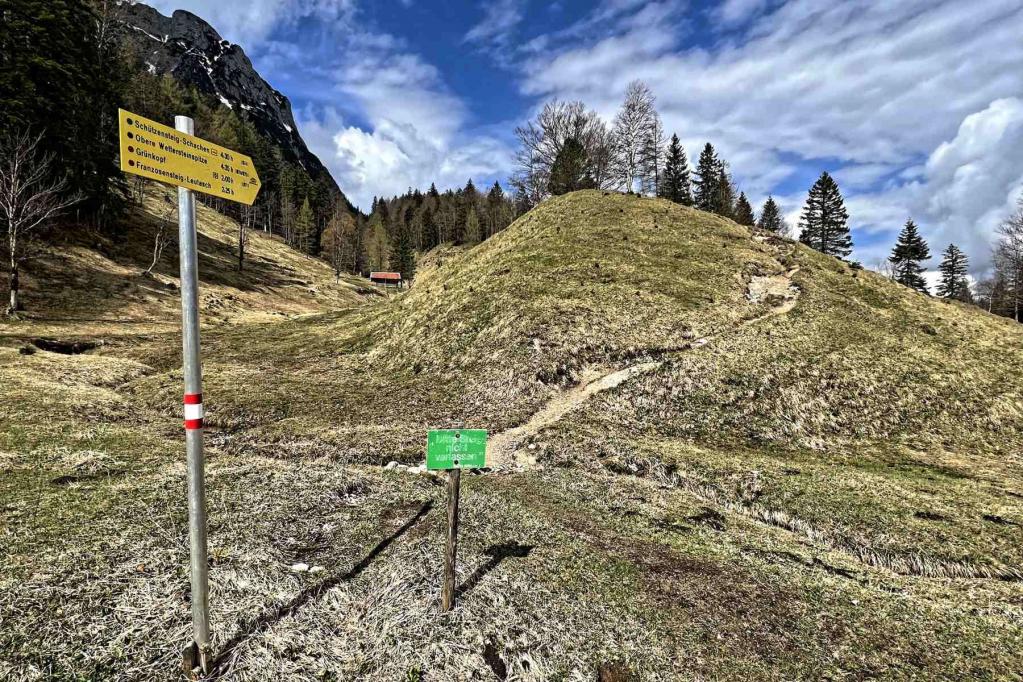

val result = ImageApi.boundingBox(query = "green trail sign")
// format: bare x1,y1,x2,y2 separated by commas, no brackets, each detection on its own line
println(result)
427,430,488,470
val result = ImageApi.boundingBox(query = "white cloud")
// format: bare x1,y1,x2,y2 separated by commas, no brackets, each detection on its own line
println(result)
833,164,899,192
525,1,1023,161
298,106,513,210
853,98,1023,273
154,0,515,210
464,0,526,49
714,0,771,27
147,0,356,46
294,46,514,209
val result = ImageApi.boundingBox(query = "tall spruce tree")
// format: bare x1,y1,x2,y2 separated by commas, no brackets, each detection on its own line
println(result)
485,181,513,237
658,134,692,205
937,243,971,301
695,143,720,211
757,196,785,233
713,167,735,219
548,137,592,196
799,172,852,258
394,224,416,284
889,218,931,293
734,192,755,227
454,179,478,244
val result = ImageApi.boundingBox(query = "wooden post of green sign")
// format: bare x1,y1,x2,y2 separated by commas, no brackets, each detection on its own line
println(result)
427,429,487,612
442,467,461,611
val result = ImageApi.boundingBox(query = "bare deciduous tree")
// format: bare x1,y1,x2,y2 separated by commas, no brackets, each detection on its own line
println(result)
321,200,356,281
130,176,148,206
994,198,1023,321
0,132,81,316
512,100,618,207
612,80,660,194
238,203,257,271
640,111,665,196
871,257,897,280
145,205,176,275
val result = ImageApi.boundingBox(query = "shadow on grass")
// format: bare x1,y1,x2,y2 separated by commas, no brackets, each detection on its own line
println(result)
209,499,434,676
457,541,534,599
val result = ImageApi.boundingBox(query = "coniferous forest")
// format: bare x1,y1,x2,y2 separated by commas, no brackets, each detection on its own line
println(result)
1,0,341,267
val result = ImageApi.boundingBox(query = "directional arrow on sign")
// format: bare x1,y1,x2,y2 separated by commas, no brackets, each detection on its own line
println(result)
118,108,261,205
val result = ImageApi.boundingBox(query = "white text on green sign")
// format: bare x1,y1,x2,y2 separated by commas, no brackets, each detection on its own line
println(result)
426,430,487,470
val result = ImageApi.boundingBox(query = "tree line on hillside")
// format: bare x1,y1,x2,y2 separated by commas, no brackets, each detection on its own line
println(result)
511,81,841,250
514,80,1023,324
877,202,1023,322
322,180,519,283
0,0,346,315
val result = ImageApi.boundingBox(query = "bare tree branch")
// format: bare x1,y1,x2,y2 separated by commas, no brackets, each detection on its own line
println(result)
0,130,82,315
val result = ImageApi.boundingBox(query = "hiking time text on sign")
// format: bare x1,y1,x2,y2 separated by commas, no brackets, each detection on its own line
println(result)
427,430,488,470
117,108,261,205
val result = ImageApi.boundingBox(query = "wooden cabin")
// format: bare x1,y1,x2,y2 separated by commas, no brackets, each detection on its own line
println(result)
370,271,403,288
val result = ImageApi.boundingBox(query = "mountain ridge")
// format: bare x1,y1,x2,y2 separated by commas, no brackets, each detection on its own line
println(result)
115,1,343,201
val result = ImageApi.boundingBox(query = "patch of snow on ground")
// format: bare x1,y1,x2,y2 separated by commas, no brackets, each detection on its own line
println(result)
128,25,164,43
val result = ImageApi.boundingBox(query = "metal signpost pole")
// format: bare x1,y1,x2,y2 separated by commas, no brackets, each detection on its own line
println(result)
120,107,260,673
176,115,212,674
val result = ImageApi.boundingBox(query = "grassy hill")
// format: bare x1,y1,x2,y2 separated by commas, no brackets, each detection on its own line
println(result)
0,185,375,341
2,191,1022,680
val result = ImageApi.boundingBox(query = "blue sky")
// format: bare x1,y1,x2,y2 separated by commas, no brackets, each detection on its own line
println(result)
148,0,1023,275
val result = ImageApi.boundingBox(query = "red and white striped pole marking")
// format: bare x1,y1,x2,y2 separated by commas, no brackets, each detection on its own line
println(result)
177,114,211,675
183,393,204,430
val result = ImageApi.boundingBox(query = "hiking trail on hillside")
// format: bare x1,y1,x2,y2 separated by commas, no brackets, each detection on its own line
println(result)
489,255,801,469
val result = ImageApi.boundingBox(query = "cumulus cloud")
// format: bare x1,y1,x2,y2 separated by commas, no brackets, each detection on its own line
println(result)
298,106,513,210
151,0,515,210
293,46,513,209
852,98,1023,272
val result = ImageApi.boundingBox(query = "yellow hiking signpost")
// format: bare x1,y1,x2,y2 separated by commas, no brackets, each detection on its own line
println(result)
117,107,263,675
117,108,260,205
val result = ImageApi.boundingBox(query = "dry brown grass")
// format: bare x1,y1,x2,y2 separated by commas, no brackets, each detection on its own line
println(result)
4,190,1023,680
0,185,376,342
637,455,1023,581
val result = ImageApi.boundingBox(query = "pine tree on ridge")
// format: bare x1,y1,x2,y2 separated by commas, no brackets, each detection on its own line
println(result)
937,243,971,301
658,134,692,205
734,192,755,227
695,143,720,211
799,172,852,258
758,196,785,233
889,218,931,293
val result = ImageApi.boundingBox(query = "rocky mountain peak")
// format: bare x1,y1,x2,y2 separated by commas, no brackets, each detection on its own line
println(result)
116,1,340,197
